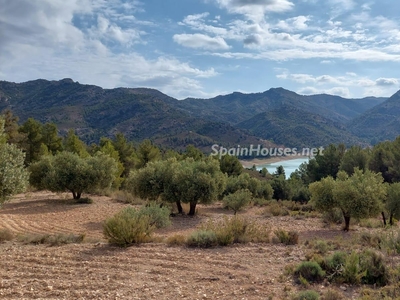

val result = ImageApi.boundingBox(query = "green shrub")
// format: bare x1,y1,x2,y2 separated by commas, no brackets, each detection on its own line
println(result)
0,228,14,242
293,290,320,300
223,189,252,214
295,261,325,283
342,251,365,285
274,229,299,245
360,250,389,286
103,207,154,246
138,202,171,229
18,233,85,246
252,197,270,206
186,230,217,248
321,251,346,281
313,240,329,255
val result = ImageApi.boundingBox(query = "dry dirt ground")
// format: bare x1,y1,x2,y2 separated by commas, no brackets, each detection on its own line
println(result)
0,192,375,299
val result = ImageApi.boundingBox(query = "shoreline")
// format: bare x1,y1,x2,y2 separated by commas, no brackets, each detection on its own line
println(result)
240,155,310,168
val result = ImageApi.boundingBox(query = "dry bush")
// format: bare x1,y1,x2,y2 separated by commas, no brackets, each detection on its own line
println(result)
18,233,85,246
0,228,14,242
186,230,218,248
264,202,289,217
111,190,145,205
273,229,299,245
166,234,186,246
202,215,270,245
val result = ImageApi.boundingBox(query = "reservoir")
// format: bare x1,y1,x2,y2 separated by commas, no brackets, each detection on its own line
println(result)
256,157,310,177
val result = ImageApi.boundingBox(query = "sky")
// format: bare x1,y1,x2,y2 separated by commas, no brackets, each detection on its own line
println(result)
0,0,399,99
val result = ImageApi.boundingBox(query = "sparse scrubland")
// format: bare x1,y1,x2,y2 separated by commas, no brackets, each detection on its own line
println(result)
2,112,400,299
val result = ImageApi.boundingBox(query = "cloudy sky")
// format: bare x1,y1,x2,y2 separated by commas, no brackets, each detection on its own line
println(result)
0,0,399,99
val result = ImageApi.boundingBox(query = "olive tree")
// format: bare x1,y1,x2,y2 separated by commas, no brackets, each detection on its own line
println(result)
384,182,400,226
310,169,386,231
29,151,118,199
127,157,226,215
0,124,29,205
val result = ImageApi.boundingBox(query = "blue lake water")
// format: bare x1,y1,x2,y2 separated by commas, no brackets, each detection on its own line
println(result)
256,157,309,177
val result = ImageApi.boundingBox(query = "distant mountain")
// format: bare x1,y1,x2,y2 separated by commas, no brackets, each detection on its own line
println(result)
0,79,275,152
349,90,400,143
174,88,386,125
237,105,363,148
0,78,395,152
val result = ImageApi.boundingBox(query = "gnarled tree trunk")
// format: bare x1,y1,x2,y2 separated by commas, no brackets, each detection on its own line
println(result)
176,200,183,214
188,201,197,216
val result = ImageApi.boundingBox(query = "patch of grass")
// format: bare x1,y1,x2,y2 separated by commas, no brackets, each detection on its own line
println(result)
111,190,145,205
359,232,381,248
166,234,186,246
0,228,14,242
273,229,299,245
18,233,85,246
202,216,270,246
264,202,289,216
186,230,217,248
321,289,343,300
292,290,320,300
380,229,400,255
359,218,383,228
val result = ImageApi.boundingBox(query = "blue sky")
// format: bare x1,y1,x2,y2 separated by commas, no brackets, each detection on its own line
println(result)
1,0,399,99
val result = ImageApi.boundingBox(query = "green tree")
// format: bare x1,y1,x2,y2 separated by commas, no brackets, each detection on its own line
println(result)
385,183,400,226
220,154,243,176
1,110,24,144
18,118,43,164
310,169,386,231
339,146,369,176
29,151,117,199
183,144,204,161
0,118,29,205
63,129,89,158
98,137,124,188
41,123,63,154
368,141,394,183
271,175,292,200
223,189,252,215
112,133,137,177
127,158,226,215
136,139,160,169
274,165,286,178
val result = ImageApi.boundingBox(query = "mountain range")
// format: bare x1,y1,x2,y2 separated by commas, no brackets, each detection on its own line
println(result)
0,78,396,153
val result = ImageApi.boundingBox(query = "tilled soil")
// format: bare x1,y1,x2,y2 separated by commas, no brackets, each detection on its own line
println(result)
0,192,361,299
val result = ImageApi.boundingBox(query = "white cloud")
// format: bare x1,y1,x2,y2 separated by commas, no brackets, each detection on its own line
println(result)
173,34,230,50
297,86,350,97
375,78,399,86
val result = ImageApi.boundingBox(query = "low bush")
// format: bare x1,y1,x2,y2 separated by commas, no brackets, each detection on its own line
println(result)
359,232,381,248
138,202,171,229
103,206,154,246
166,234,186,246
264,202,289,216
321,289,343,300
360,250,389,286
342,251,365,285
381,229,400,254
0,228,14,242
274,229,299,245
293,290,320,300
294,261,325,283
186,230,217,248
202,216,270,246
18,233,85,246
321,251,346,282
111,190,145,205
